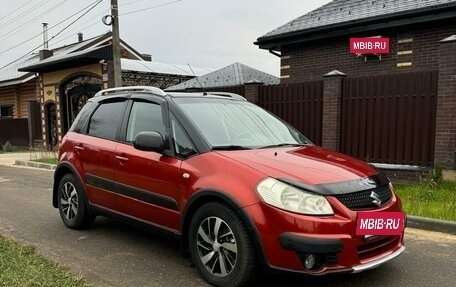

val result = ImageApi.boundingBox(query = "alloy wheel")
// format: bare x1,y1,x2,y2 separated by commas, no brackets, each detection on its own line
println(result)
196,216,238,277
60,182,79,220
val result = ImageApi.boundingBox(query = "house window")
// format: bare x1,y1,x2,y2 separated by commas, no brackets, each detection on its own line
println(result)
0,105,13,118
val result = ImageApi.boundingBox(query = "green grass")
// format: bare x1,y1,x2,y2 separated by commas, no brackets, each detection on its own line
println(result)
394,180,456,221
31,157,58,165
0,235,89,287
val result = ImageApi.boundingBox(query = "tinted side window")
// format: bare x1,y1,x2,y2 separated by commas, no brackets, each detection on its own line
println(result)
88,101,125,140
126,101,165,143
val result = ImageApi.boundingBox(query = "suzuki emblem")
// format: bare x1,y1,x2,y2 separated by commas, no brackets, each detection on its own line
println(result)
370,191,382,207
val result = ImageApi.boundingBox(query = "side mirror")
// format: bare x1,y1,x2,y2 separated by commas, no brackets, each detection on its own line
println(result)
134,131,165,152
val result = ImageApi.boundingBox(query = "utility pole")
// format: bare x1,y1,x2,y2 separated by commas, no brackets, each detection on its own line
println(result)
111,0,122,87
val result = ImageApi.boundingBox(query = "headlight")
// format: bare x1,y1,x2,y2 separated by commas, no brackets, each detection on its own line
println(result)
256,178,334,215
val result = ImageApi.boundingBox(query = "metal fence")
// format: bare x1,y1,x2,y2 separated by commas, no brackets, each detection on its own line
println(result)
258,82,323,145
340,71,438,166
0,118,29,147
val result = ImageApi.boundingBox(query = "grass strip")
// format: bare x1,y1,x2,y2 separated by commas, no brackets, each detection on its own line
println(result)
30,157,58,165
0,235,89,287
394,180,456,221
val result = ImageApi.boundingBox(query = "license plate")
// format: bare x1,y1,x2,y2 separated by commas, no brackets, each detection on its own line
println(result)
356,212,405,236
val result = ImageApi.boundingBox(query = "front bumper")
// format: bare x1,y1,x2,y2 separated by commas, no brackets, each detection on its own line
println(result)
243,194,405,275
279,232,405,274
352,245,405,273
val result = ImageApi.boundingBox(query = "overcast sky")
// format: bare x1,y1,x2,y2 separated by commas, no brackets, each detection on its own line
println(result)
0,0,331,76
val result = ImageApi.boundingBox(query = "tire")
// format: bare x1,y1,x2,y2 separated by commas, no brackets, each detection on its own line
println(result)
57,173,95,229
189,202,256,287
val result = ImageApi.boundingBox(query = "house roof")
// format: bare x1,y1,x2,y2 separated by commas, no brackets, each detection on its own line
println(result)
18,44,113,73
166,62,279,91
256,0,456,50
0,32,146,86
121,59,214,77
0,34,113,86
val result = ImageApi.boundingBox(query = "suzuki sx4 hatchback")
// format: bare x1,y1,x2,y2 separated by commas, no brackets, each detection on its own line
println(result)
53,86,405,286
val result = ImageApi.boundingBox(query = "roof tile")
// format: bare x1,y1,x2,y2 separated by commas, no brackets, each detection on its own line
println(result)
260,0,456,39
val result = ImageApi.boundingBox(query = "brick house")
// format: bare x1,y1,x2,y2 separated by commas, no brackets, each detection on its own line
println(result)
255,0,456,169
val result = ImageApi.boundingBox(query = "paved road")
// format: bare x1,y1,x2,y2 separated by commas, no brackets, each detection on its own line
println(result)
0,165,455,287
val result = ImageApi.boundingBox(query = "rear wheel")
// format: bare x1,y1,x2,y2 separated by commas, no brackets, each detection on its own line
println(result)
189,202,255,287
57,173,95,229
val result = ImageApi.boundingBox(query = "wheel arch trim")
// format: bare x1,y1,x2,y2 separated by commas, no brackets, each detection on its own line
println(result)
181,189,267,265
53,161,84,208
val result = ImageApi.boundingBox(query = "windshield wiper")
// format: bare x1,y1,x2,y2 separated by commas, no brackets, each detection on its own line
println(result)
259,143,307,149
211,145,251,151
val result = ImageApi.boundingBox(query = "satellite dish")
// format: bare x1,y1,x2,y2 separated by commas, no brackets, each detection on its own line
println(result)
102,15,113,26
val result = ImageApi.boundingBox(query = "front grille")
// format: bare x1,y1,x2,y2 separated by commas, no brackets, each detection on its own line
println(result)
334,185,392,210
357,236,400,261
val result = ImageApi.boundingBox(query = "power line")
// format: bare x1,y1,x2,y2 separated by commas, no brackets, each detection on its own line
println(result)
0,0,51,31
1,0,183,69
122,0,150,7
120,0,183,16
49,10,109,47
0,0,35,25
0,0,71,41
0,0,103,68
0,0,103,55
47,0,104,44
48,0,184,47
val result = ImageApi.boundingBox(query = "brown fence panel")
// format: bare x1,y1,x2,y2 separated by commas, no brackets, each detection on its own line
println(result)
0,118,29,147
341,71,438,166
258,82,323,145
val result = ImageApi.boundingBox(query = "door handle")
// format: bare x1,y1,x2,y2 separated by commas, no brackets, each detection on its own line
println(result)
115,155,129,165
74,145,84,154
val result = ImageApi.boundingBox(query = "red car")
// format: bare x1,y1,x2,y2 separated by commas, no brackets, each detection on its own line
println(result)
53,86,405,287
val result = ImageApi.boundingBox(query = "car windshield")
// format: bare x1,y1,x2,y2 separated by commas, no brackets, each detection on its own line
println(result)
174,97,310,149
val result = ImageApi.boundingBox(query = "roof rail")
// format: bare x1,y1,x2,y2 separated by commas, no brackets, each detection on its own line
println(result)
94,86,167,97
206,92,247,101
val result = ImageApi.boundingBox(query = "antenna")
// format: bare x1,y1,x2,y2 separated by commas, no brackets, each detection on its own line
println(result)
187,63,207,95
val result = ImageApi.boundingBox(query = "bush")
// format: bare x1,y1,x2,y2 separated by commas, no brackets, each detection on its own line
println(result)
2,141,12,152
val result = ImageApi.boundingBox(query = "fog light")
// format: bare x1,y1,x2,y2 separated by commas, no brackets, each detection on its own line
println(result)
304,254,316,269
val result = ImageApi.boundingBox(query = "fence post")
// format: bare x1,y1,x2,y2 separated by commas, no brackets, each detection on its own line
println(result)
322,70,346,151
435,35,456,169
244,80,263,104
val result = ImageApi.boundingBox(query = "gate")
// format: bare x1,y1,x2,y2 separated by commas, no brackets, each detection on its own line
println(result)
341,71,438,166
258,82,323,145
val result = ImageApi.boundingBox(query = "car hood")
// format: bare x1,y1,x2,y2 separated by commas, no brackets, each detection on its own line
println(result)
215,146,384,194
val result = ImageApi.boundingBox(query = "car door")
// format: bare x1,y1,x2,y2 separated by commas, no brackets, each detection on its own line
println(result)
113,95,182,232
76,97,128,211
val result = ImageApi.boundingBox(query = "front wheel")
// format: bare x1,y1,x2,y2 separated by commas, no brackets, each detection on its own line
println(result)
57,173,95,229
189,202,256,287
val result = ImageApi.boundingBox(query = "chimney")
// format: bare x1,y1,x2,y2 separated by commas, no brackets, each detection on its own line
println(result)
39,23,53,60
142,53,152,61
42,23,49,49
39,50,53,60
78,32,83,43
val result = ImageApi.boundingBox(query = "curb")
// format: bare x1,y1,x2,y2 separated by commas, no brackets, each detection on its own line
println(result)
407,215,456,235
14,160,56,170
